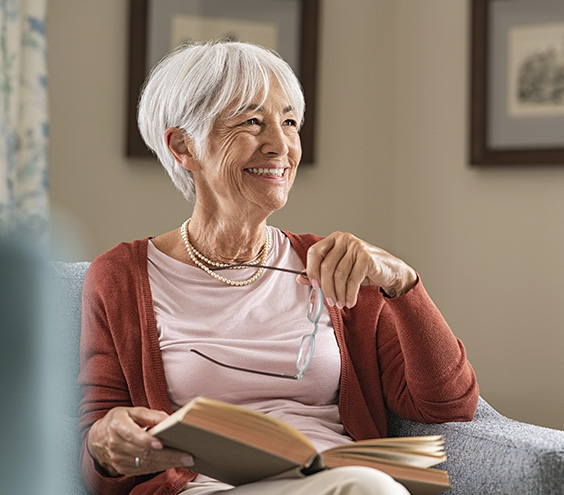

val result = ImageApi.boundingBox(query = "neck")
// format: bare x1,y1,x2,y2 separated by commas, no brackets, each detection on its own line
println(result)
185,214,268,264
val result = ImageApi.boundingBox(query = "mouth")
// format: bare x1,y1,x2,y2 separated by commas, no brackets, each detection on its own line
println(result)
245,167,286,178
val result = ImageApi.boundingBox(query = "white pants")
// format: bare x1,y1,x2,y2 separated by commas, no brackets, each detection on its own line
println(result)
179,467,410,495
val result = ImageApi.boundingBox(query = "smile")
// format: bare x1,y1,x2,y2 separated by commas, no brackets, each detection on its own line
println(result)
246,168,285,177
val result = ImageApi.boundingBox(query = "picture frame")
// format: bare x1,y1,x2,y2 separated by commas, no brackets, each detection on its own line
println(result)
470,0,564,165
127,0,319,164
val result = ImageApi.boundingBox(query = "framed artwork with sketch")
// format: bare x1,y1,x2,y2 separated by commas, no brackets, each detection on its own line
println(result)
126,0,319,164
470,0,564,165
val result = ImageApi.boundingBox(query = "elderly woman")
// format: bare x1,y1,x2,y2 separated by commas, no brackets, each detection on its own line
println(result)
79,41,478,495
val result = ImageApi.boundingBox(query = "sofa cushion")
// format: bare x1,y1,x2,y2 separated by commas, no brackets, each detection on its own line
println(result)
51,261,90,416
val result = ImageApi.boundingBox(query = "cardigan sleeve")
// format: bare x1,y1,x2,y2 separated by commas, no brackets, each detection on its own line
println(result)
376,279,479,423
78,258,150,495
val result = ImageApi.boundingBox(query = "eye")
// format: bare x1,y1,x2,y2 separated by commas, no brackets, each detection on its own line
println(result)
283,119,298,127
241,118,261,126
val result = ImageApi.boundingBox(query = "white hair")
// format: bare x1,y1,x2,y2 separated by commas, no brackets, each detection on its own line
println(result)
137,40,305,202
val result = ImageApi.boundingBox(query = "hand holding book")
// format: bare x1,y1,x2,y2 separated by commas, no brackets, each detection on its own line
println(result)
87,406,195,477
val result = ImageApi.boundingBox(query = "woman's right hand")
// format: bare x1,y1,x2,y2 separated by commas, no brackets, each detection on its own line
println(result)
87,407,194,477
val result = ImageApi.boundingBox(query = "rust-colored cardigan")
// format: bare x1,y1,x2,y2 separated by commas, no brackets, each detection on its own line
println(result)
79,232,478,495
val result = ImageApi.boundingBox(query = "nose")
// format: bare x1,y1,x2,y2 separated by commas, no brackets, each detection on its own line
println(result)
260,124,289,156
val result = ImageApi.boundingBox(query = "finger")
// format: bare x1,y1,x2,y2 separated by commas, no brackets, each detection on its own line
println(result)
128,407,169,429
344,258,369,308
315,236,354,307
128,408,169,449
143,447,195,471
295,273,311,286
121,447,195,477
112,410,162,450
332,254,356,309
305,235,338,290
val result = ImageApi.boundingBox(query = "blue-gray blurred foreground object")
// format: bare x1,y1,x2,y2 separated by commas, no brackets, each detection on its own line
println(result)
51,261,564,495
0,237,65,495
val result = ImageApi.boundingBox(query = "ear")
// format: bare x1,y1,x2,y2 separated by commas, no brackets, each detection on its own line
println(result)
165,127,201,171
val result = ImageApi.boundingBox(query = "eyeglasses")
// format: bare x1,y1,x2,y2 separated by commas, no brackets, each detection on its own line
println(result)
190,264,324,380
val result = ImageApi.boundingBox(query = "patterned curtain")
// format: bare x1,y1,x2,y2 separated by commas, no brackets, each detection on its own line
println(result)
0,0,48,240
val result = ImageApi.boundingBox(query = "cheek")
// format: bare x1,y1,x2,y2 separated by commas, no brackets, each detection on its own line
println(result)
216,138,255,190
221,133,255,161
286,167,298,191
289,133,302,161
210,134,248,170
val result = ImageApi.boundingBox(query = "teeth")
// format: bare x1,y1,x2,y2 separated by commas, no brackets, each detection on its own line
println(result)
247,168,284,177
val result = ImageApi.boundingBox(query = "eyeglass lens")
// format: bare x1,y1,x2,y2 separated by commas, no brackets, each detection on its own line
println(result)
308,287,323,323
296,287,324,375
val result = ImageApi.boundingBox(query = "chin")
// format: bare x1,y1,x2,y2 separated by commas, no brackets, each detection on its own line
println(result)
261,195,289,214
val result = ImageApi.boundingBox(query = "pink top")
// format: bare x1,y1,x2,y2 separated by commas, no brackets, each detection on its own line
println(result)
147,227,353,456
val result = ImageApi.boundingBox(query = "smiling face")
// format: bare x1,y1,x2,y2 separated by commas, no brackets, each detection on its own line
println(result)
190,80,302,223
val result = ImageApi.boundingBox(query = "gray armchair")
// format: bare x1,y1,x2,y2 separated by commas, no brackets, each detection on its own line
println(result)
51,261,564,494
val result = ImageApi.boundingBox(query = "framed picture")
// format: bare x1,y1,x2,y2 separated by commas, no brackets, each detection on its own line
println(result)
127,0,319,164
470,0,564,165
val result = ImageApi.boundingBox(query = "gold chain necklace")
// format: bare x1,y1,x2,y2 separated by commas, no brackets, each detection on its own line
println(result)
180,218,271,286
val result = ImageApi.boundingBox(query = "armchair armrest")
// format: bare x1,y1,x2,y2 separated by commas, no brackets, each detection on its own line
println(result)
387,397,564,494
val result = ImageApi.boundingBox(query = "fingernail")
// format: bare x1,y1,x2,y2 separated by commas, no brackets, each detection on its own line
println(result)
181,454,194,466
312,279,320,290
151,439,163,450
336,301,345,309
326,297,335,307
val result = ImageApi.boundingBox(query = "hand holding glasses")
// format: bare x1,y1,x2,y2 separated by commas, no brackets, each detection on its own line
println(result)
191,264,324,380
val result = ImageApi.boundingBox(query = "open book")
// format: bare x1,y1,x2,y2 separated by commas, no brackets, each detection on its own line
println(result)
150,397,450,494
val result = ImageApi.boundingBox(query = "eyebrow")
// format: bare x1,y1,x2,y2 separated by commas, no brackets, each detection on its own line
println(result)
237,104,295,114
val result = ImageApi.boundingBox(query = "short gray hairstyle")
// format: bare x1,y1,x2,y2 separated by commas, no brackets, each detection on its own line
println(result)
138,40,305,203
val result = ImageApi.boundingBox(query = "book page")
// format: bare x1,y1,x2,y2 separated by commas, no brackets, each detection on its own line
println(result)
322,436,446,468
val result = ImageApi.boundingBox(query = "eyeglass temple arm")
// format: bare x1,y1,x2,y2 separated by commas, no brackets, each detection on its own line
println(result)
190,349,301,380
210,264,308,278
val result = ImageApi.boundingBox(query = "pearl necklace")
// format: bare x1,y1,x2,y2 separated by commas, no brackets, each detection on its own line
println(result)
180,218,271,286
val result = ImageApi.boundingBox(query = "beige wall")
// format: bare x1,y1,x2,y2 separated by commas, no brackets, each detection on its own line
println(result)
391,1,564,430
48,1,564,430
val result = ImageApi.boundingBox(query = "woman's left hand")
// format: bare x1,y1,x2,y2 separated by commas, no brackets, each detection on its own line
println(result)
299,232,417,308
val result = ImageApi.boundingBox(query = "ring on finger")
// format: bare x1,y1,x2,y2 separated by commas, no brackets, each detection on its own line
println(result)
135,456,141,469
